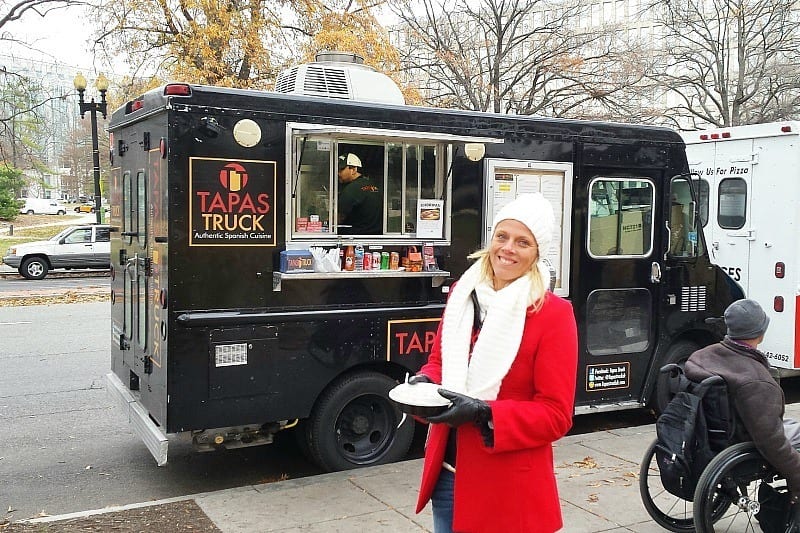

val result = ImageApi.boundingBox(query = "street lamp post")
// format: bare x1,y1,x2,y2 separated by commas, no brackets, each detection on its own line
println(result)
73,72,109,224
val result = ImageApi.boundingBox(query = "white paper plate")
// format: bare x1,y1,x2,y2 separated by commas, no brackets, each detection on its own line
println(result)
388,382,450,407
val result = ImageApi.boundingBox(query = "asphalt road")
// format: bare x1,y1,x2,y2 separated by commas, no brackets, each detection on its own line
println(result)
0,302,323,522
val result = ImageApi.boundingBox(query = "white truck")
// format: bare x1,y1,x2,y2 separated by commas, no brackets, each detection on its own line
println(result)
682,122,800,375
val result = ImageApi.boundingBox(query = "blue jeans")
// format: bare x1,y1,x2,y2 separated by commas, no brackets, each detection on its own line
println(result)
431,468,455,533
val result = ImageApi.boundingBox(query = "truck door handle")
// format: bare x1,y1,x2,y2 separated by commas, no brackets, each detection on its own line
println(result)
650,262,662,283
726,229,756,240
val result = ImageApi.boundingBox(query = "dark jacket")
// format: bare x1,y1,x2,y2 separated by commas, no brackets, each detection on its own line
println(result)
685,338,800,492
338,175,382,235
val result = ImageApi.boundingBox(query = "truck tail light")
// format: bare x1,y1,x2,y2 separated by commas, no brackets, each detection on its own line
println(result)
776,262,785,278
160,137,167,159
721,132,731,138
700,134,709,140
164,84,191,96
775,296,784,312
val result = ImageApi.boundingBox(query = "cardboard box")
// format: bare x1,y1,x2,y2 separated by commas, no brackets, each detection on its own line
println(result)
280,250,315,273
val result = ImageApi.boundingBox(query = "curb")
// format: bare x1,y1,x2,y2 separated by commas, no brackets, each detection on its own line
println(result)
21,494,196,524
0,270,109,280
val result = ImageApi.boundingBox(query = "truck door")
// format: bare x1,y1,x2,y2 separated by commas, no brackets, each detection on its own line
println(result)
707,140,754,293
577,174,660,410
120,167,152,394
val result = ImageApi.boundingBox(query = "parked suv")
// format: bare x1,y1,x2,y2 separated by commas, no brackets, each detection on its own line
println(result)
2,224,111,279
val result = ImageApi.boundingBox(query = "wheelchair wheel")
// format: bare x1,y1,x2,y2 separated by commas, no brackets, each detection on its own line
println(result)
693,442,784,533
639,439,697,531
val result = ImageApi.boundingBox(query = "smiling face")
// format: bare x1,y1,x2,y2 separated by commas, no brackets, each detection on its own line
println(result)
489,219,539,290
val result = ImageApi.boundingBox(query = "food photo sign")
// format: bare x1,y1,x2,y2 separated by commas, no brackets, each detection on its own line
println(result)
416,199,444,238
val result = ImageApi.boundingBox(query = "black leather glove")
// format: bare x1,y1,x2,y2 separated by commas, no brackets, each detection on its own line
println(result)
408,374,433,385
425,389,492,428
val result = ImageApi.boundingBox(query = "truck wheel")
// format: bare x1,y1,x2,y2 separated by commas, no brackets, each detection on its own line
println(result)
19,257,49,280
654,340,699,414
26,210,34,215
57,210,66,215
307,372,414,472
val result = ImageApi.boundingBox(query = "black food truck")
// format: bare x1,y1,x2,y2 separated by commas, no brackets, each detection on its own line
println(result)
105,54,741,471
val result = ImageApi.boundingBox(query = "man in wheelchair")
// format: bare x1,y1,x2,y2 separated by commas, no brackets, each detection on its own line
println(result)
686,299,800,527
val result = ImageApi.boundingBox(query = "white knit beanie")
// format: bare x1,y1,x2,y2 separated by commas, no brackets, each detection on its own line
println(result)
491,193,555,255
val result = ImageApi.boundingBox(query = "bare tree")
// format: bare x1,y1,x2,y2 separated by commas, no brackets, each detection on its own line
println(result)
388,0,648,118
648,0,800,128
0,0,84,172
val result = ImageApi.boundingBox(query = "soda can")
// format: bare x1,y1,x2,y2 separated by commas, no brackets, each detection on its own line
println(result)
372,252,381,269
363,250,372,270
389,251,400,270
381,252,390,270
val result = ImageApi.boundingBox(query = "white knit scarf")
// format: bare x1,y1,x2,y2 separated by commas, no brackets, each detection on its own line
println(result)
440,260,539,401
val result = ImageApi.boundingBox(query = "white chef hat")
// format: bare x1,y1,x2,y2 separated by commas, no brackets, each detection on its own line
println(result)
491,193,555,255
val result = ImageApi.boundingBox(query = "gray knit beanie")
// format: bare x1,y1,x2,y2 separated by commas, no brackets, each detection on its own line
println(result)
724,299,770,340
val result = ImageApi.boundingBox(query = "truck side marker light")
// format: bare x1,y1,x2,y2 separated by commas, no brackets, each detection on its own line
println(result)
775,296,784,313
160,289,168,309
164,84,191,96
700,134,709,140
776,262,785,278
710,133,720,139
111,291,115,305
160,138,167,159
721,132,731,138
782,125,792,133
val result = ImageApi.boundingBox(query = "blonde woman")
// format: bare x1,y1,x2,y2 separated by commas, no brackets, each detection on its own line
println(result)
412,193,578,532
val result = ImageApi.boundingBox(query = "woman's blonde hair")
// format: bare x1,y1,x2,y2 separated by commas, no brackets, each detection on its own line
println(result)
467,246,547,313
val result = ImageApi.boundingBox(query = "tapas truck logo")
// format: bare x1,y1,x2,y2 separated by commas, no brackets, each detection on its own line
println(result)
189,158,276,246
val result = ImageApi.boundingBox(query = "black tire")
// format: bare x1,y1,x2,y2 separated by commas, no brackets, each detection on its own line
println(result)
19,257,49,280
654,340,700,413
57,210,66,215
307,371,414,472
693,442,781,533
25,209,34,215
639,439,697,531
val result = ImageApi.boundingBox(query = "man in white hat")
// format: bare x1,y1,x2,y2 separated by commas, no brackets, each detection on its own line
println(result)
337,152,382,235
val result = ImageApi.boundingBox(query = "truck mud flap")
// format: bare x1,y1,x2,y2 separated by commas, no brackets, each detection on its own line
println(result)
105,372,169,466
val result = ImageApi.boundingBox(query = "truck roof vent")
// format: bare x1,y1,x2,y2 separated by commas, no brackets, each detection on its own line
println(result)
274,50,404,105
274,66,298,93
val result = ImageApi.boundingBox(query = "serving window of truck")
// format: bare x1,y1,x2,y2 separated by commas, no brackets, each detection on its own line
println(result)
287,124,499,244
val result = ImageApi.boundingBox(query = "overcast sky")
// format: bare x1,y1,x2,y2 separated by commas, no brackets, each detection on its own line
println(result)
6,4,110,74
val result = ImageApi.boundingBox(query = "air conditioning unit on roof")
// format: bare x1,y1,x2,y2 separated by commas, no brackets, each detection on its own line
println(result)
274,51,405,105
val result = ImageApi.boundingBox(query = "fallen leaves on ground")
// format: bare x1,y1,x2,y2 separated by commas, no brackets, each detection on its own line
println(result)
573,456,598,469
1,500,221,533
0,293,108,307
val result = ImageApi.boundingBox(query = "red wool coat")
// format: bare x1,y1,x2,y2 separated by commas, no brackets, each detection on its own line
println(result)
416,291,578,533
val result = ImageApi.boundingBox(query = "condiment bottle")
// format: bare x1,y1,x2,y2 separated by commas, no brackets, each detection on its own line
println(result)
344,245,355,271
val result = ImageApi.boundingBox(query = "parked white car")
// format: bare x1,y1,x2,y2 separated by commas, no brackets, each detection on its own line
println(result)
2,224,111,279
19,198,68,215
